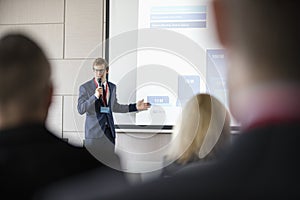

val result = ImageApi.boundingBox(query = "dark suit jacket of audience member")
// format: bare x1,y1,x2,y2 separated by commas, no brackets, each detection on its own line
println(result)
0,123,107,199
160,155,201,178
102,123,300,199
32,167,129,200
161,134,231,178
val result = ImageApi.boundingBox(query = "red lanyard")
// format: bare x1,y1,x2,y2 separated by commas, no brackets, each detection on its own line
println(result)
103,84,108,106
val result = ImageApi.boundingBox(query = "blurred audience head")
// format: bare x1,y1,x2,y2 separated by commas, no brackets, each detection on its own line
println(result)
166,94,231,164
212,0,300,121
0,33,52,128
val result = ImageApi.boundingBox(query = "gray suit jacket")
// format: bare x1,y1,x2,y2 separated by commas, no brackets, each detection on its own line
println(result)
77,79,137,139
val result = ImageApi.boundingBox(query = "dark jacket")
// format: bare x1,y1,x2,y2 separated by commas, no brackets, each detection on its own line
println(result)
0,123,103,199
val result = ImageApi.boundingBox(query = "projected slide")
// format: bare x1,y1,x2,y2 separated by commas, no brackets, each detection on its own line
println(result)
150,6,207,29
206,49,228,108
135,0,227,126
109,0,229,126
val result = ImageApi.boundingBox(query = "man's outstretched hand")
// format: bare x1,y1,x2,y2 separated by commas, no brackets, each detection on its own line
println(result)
136,99,151,111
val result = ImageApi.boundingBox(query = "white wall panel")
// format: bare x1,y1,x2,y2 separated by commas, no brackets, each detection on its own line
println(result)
63,96,85,132
65,0,103,58
50,59,94,95
116,133,171,154
0,24,63,59
115,133,171,173
0,0,64,24
46,95,63,138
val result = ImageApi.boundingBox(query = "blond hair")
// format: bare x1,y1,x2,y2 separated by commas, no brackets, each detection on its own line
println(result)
166,94,230,164
93,58,108,69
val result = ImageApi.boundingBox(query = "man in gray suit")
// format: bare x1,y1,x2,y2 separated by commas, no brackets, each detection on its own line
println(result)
78,58,150,146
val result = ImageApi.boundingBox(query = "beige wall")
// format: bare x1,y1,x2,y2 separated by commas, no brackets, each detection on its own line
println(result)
0,0,105,146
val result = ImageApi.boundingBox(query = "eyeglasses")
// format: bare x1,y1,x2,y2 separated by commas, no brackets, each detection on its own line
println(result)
93,68,106,73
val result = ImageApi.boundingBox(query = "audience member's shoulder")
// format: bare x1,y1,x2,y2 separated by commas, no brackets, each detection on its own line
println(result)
0,123,51,146
175,159,219,177
42,129,100,164
0,122,100,166
33,167,128,200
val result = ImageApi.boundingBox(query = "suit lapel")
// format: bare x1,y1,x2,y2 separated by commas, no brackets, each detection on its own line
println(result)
108,82,114,107
88,78,97,95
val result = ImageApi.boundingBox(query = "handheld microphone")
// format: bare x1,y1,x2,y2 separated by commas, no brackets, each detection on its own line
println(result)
97,78,103,99
97,78,101,88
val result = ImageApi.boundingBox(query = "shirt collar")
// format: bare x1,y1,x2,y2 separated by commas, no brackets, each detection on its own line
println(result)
94,78,107,87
